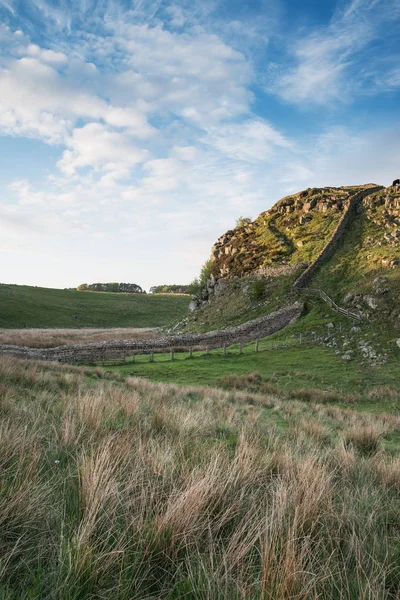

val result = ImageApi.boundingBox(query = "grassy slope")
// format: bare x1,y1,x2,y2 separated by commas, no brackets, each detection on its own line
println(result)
0,284,190,328
312,212,400,330
213,186,369,277
152,197,400,405
177,273,298,333
108,306,400,417
0,355,398,599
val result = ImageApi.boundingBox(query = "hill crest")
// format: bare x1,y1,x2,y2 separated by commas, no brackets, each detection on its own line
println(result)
210,184,391,279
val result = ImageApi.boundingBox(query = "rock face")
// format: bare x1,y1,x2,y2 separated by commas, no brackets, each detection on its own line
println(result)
210,184,382,280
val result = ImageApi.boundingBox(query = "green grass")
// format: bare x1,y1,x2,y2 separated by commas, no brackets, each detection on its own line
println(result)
103,304,400,419
107,340,400,411
177,274,297,333
313,212,400,302
0,284,190,328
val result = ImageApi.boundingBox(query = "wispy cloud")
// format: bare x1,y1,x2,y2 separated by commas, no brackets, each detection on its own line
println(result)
268,0,400,105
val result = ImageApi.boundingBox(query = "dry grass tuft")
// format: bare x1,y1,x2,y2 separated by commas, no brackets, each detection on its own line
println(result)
343,424,388,456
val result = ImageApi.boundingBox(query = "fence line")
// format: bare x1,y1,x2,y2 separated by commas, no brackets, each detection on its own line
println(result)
95,327,336,367
297,288,363,321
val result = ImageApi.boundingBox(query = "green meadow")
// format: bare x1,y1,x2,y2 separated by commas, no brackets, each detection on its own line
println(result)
0,283,190,328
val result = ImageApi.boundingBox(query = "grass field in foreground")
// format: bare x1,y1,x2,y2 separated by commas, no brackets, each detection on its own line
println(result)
103,305,400,416
107,341,400,414
0,284,190,328
0,355,398,599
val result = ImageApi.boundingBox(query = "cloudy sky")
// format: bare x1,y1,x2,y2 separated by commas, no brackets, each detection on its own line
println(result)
1,0,399,290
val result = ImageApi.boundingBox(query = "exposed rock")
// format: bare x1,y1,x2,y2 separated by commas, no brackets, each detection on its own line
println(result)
343,292,354,304
188,299,198,312
364,296,379,310
303,198,318,212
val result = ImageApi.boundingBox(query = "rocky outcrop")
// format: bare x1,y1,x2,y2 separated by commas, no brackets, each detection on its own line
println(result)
0,302,304,364
210,185,380,280
363,185,400,249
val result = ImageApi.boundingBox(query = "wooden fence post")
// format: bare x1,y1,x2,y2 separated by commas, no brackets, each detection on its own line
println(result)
150,351,154,363
255,340,259,352
223,345,227,356
170,349,174,361
189,347,193,358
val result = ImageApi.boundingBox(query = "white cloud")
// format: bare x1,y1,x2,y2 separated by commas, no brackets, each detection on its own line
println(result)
0,52,154,143
57,123,149,176
100,22,252,126
25,43,68,65
172,146,198,161
204,118,294,162
0,0,15,15
269,0,400,105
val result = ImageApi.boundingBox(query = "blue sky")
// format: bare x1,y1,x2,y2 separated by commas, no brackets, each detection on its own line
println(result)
0,0,399,290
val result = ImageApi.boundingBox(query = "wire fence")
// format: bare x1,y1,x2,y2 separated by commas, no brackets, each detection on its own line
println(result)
95,330,321,367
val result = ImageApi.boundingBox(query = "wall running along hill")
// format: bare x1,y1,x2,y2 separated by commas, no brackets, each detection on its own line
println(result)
0,302,303,363
293,186,384,289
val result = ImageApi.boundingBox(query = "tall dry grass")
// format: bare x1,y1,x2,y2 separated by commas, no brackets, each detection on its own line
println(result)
0,355,398,599
0,327,158,348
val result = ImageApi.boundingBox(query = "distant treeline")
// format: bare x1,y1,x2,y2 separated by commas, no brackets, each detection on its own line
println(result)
77,283,145,294
149,284,191,294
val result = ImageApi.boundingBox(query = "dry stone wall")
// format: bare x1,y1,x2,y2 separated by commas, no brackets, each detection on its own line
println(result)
0,302,304,364
293,187,383,290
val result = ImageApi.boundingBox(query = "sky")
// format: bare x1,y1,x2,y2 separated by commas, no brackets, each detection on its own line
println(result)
0,0,399,291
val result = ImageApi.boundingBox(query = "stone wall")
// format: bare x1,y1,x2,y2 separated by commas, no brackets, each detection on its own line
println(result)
0,302,304,364
293,187,383,290
256,263,307,278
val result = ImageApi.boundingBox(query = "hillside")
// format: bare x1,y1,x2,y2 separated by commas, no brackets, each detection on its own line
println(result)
210,184,386,277
180,183,400,332
0,284,190,328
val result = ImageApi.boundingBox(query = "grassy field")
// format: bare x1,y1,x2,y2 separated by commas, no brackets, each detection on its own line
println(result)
0,284,190,328
0,355,398,599
101,304,399,413
106,335,400,416
0,327,158,348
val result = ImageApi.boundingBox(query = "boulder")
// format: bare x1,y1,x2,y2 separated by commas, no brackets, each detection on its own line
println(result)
188,298,199,312
303,198,317,212
343,292,354,304
365,296,379,310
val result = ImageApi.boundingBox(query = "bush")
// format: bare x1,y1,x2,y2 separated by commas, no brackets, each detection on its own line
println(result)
235,216,252,228
199,260,218,287
187,278,201,296
248,278,268,301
